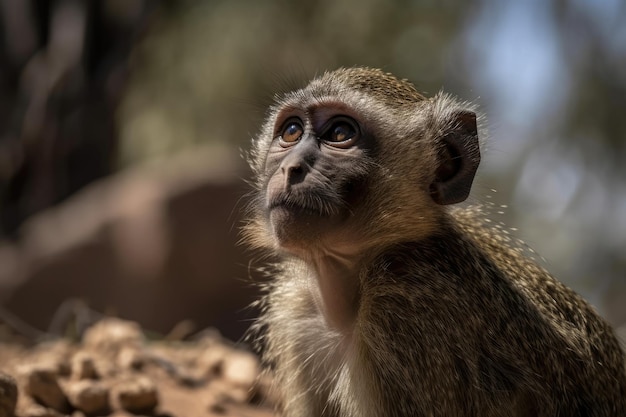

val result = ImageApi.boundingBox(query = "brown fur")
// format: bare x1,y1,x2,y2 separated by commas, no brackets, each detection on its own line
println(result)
245,67,626,417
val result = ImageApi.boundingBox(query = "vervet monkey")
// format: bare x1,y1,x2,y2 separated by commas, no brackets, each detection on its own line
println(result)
245,67,626,417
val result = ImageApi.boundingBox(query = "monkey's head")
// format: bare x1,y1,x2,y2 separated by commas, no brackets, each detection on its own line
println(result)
246,67,480,258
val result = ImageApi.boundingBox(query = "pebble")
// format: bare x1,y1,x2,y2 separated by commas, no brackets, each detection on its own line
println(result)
83,318,143,352
197,344,230,376
115,376,159,414
20,404,63,417
22,365,70,413
0,373,18,417
70,352,99,380
65,380,110,415
117,346,145,371
222,350,260,390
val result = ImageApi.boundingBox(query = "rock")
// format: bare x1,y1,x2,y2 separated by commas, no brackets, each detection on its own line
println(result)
70,352,99,380
115,376,158,414
22,365,70,413
20,404,63,417
205,380,250,414
83,318,143,352
117,346,145,371
29,341,73,377
197,343,230,376
220,385,249,404
222,350,260,390
0,373,18,417
65,380,110,415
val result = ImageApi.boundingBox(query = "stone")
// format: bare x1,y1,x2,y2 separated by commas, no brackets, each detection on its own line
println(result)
83,318,143,352
20,404,63,417
22,365,69,413
115,376,158,414
65,380,110,415
117,346,144,371
70,352,99,380
222,350,260,390
0,373,18,417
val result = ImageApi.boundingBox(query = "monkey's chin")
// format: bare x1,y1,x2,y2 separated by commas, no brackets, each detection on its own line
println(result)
269,206,333,251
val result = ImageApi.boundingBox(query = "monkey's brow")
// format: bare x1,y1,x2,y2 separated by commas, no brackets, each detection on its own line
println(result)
274,100,361,132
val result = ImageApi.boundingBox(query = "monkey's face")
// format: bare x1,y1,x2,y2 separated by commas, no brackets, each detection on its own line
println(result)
262,104,373,252
249,68,481,256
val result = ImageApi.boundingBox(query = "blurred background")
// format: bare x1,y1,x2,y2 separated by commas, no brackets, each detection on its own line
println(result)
0,0,625,343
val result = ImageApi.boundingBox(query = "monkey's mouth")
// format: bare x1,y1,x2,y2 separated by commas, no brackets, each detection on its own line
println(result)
267,179,365,219
267,191,345,247
267,194,329,218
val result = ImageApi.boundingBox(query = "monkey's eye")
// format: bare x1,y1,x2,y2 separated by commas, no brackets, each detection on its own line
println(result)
322,119,359,148
279,120,304,146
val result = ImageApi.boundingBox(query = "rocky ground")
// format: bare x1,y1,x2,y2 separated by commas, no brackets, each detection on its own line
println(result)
0,318,278,417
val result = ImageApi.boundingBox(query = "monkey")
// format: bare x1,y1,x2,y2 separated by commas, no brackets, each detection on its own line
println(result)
243,67,626,417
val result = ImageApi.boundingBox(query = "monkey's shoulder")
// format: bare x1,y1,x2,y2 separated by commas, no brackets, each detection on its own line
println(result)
368,205,621,358
448,206,596,314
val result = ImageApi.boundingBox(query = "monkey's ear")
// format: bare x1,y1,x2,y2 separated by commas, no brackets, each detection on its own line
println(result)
430,111,480,205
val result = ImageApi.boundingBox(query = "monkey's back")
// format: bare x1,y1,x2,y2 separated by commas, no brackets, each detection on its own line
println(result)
260,205,626,417
447,206,626,414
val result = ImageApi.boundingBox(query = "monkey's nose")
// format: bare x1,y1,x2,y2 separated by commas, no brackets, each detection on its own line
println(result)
281,162,308,187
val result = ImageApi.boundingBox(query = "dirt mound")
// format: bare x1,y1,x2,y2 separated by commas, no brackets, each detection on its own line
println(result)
0,318,277,417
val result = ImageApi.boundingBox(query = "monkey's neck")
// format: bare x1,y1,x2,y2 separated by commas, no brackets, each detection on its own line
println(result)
306,251,362,335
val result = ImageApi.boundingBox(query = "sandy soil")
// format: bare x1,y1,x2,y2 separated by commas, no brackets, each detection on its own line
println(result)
0,318,278,417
